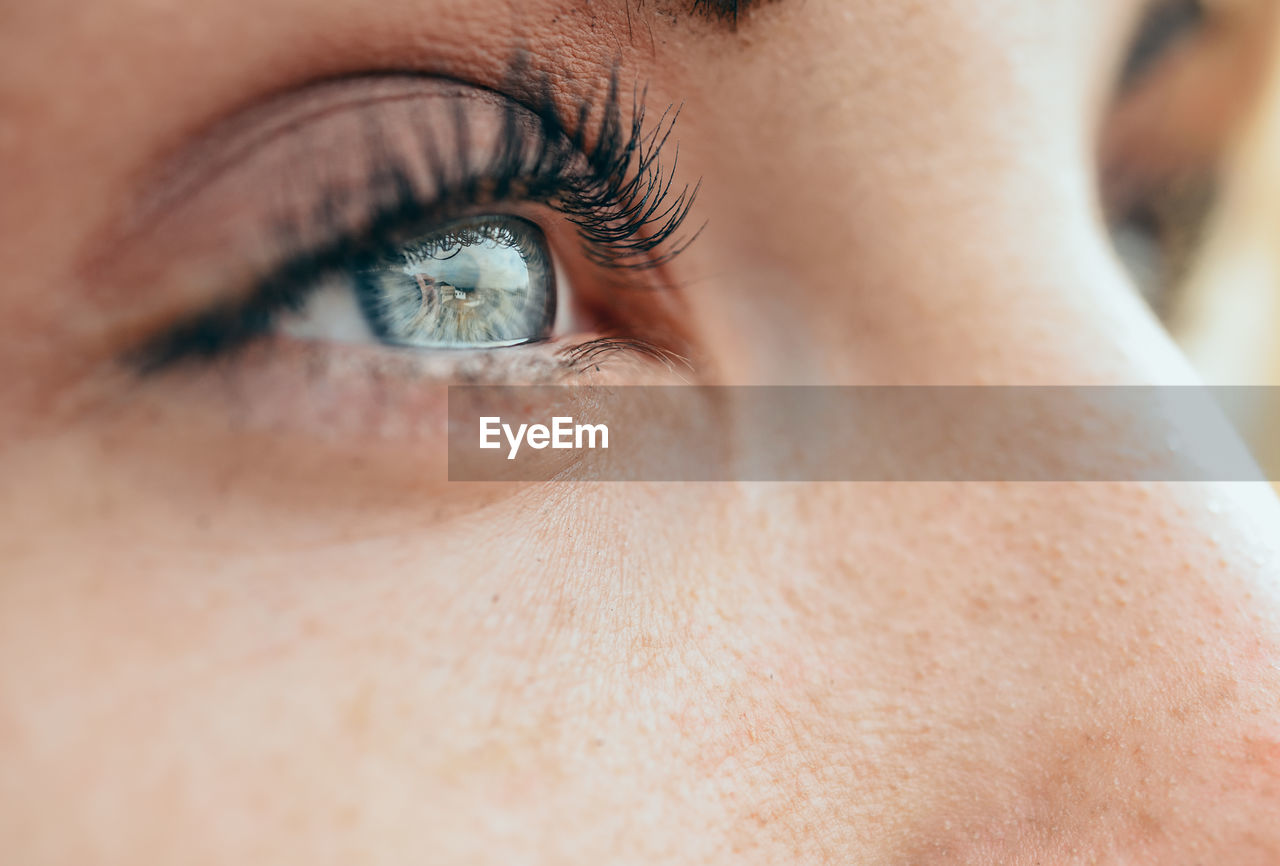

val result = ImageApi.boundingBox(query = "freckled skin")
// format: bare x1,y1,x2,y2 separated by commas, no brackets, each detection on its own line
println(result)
2,1,1280,864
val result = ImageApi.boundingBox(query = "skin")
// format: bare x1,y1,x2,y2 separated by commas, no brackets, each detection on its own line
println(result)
2,0,1280,863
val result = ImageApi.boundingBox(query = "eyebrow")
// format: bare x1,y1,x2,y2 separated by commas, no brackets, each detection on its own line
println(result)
686,0,776,29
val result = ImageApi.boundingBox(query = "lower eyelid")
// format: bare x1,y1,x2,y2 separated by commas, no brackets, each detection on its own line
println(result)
162,339,559,449
149,332,680,446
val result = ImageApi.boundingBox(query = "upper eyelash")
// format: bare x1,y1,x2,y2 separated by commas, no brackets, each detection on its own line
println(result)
484,64,703,269
131,66,700,370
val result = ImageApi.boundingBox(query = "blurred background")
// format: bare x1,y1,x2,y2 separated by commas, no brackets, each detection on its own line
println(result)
1103,0,1280,481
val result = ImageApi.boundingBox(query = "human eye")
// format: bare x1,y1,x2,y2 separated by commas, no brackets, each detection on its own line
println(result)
118,67,699,383
1102,0,1272,317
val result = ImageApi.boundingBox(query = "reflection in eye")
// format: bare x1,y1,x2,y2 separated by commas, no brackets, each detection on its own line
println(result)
353,216,555,349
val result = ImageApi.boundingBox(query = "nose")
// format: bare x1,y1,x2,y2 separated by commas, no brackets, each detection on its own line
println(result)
655,0,1280,858
673,1,1170,388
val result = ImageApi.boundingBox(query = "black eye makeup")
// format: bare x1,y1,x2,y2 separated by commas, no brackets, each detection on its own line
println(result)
127,63,700,373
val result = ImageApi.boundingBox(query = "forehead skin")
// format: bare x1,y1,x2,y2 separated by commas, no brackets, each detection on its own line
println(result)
3,1,1280,865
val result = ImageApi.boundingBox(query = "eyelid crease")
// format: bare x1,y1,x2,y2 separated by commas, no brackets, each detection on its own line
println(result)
101,81,508,260
79,54,671,279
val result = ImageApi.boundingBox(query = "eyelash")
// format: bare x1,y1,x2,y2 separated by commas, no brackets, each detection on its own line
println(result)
132,67,700,372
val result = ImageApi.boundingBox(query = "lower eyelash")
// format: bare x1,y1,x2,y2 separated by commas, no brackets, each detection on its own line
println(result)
558,337,693,377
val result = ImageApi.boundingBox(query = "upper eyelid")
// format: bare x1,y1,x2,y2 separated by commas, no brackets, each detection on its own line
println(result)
93,77,533,261
88,67,696,281
81,58,623,273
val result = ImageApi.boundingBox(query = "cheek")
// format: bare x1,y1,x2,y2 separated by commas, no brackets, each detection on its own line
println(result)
781,481,1280,855
5,441,1280,861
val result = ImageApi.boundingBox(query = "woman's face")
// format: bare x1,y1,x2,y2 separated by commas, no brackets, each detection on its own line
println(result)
4,0,1280,862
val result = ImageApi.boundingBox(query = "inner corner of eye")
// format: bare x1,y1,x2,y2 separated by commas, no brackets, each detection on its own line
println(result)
276,214,567,351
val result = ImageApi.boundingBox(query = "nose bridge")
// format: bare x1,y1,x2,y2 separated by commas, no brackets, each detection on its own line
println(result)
672,1,1140,386
685,130,1156,387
